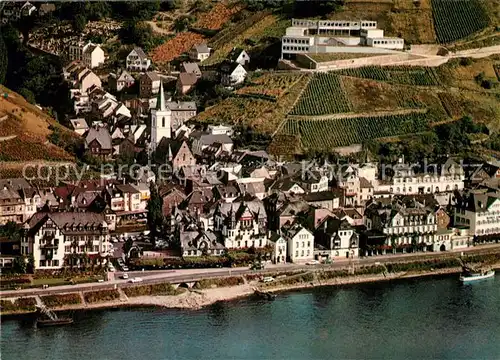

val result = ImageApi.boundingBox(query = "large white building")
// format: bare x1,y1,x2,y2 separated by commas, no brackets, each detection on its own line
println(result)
282,224,314,263
281,19,404,58
22,211,111,269
69,42,105,69
454,190,500,237
376,159,465,195
214,200,268,249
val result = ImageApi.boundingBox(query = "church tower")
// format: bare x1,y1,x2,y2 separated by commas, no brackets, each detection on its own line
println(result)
150,81,172,150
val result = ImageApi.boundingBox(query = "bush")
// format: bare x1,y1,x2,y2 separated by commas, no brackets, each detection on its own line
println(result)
194,276,244,289
84,289,120,303
41,294,81,307
0,297,37,313
385,258,461,273
123,282,180,297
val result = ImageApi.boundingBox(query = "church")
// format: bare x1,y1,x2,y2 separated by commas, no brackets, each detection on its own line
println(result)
150,81,172,150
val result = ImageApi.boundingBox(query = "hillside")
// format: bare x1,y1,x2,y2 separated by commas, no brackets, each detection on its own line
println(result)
195,56,500,155
147,0,500,67
0,85,77,165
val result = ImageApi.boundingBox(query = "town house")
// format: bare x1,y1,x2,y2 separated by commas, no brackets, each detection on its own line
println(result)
214,200,268,249
180,229,225,257
229,48,251,66
189,43,211,62
454,190,500,239
220,62,247,86
282,224,314,263
109,70,135,92
314,217,359,259
140,72,161,98
85,127,112,159
126,47,151,72
69,42,105,69
268,231,287,263
22,211,111,269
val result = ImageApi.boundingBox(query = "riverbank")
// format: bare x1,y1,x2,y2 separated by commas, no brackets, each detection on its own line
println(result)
2,264,498,315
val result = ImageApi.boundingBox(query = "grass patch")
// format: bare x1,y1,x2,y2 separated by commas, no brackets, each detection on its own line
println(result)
194,276,245,289
123,283,182,297
83,289,120,303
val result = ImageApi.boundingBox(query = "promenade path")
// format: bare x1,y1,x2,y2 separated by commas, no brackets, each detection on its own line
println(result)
1,244,499,298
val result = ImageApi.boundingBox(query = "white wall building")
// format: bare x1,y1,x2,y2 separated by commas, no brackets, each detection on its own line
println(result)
454,191,500,237
126,47,151,72
283,224,314,263
281,19,404,58
69,42,105,69
214,200,268,249
21,212,111,269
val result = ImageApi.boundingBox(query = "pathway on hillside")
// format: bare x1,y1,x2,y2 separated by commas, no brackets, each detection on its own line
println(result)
286,108,428,121
283,44,500,73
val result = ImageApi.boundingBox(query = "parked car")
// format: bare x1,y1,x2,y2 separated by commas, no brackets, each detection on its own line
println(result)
306,260,320,265
121,273,129,279
129,277,143,283
262,277,274,283
122,266,129,272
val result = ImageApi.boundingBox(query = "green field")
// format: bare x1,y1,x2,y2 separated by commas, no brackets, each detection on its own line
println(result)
282,112,430,150
336,66,442,86
431,0,489,43
290,73,352,116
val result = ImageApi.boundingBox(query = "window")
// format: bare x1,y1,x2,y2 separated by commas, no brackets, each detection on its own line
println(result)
162,117,165,127
296,251,299,257
53,260,59,267
302,242,305,248
296,242,299,248
307,241,311,247
301,250,304,256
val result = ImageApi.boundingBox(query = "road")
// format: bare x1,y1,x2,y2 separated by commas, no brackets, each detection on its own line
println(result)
1,244,499,298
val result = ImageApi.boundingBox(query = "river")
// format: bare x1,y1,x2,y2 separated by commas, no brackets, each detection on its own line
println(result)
1,274,499,360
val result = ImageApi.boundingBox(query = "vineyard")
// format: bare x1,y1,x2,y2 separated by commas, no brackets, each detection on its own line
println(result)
197,74,310,133
193,3,241,30
336,66,442,86
281,112,430,150
236,73,305,98
150,32,206,63
204,12,276,65
438,92,466,118
290,73,352,116
431,0,489,43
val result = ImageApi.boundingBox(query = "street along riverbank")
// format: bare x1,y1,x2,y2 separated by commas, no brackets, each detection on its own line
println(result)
2,253,499,316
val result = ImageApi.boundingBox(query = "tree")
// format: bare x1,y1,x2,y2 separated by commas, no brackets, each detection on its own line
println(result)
120,20,154,49
18,88,35,104
13,256,27,274
146,181,163,246
0,34,7,84
73,14,87,33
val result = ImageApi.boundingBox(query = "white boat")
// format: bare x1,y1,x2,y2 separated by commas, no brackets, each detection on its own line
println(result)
459,270,495,282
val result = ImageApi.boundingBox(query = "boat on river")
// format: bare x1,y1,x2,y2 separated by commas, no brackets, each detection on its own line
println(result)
35,305,73,328
253,289,276,301
36,318,74,327
459,269,495,283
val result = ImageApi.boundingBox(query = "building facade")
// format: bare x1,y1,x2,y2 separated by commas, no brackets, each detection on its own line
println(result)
22,212,111,269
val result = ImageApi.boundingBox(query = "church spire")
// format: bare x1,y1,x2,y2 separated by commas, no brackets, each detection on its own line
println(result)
156,80,166,111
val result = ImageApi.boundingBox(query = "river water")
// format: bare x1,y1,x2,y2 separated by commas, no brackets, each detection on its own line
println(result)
1,274,499,360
